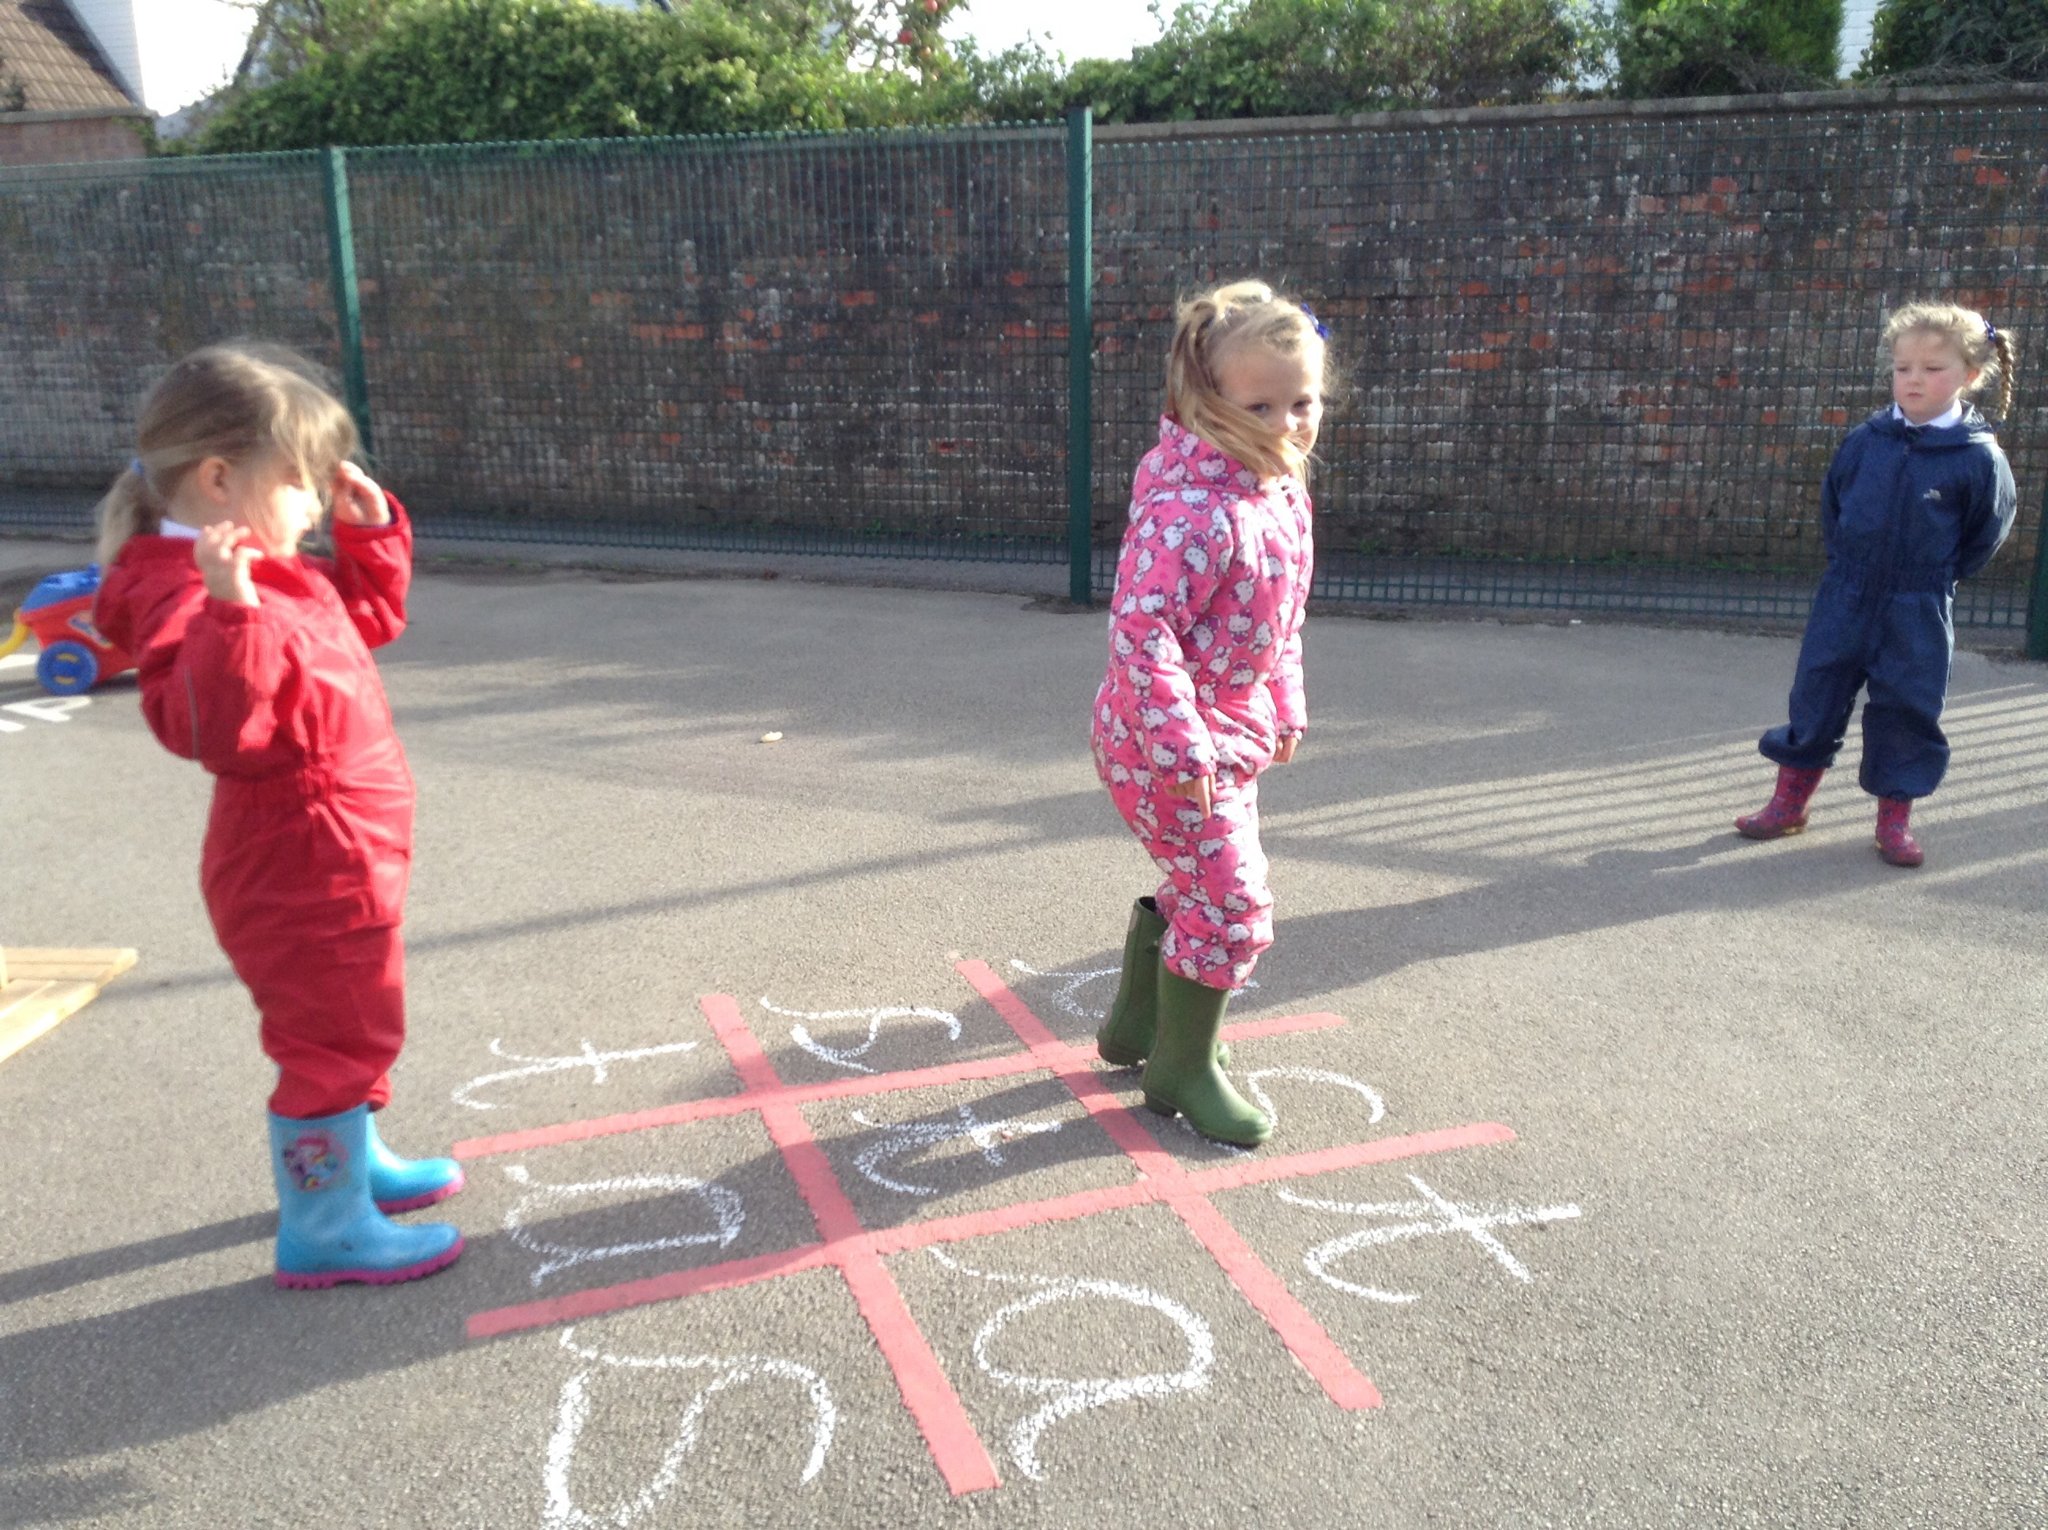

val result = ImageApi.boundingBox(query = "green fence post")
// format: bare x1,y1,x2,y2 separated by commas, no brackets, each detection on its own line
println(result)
320,146,373,457
2029,480,2048,660
1066,106,1094,607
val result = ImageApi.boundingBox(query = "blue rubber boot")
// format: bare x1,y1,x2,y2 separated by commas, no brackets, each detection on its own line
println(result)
269,1107,464,1290
366,1111,466,1214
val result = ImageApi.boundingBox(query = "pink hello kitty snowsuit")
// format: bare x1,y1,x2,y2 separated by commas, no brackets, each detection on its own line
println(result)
1092,415,1314,991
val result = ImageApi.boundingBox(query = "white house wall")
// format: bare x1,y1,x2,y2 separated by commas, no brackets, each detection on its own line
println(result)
65,0,255,114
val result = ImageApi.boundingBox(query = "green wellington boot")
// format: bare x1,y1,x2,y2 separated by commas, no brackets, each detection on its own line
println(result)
1142,965,1271,1147
1095,898,1227,1069
1096,898,1167,1065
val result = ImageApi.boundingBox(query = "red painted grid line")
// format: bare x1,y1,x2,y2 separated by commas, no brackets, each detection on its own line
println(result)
696,993,1000,1497
453,1010,1348,1160
956,960,1397,1410
462,966,1517,1493
469,1119,1512,1337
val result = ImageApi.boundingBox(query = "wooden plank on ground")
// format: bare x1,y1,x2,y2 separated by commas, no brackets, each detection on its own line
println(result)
3,949,137,984
0,948,137,1066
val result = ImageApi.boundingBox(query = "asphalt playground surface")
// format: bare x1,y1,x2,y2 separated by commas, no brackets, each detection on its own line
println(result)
2,535,2044,1528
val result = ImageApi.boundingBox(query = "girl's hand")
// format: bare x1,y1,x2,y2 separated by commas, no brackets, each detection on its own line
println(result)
1274,735,1301,765
196,523,260,608
331,461,391,527
1164,773,1214,819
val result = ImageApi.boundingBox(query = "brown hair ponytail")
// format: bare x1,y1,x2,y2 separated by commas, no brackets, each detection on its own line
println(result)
94,460,161,565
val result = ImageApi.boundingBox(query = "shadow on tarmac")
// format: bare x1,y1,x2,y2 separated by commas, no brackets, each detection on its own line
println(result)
0,1214,273,1306
6,600,2041,1521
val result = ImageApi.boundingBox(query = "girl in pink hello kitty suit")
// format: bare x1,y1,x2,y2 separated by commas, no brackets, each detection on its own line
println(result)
1091,281,1326,1147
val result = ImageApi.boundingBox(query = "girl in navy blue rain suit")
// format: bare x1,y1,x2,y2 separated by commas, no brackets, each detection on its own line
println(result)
1737,303,2018,866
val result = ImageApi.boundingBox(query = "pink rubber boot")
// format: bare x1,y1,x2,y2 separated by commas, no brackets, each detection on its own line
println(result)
1875,797,1924,867
1735,765,1825,840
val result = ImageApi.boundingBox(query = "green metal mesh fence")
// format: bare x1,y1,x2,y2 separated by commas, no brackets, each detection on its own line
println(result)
342,127,1070,559
1092,101,2046,628
0,151,339,491
1,99,2042,629
0,126,1073,563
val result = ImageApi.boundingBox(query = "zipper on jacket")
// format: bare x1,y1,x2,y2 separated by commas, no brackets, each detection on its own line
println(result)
1876,432,1915,602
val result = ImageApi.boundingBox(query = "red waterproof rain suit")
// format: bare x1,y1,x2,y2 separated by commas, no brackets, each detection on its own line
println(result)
96,505,418,1119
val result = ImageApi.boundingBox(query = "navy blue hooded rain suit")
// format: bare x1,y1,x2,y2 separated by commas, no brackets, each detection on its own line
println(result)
1761,404,2016,799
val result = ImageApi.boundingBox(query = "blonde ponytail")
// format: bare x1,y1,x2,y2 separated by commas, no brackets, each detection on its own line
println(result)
95,461,161,566
1988,327,2019,423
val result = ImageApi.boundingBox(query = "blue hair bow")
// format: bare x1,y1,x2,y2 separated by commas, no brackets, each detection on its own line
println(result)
1301,303,1330,341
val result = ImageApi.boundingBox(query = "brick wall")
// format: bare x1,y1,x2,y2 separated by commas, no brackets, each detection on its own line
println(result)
0,152,338,487
0,111,147,168
1,90,2042,600
1093,90,2046,596
343,129,1069,546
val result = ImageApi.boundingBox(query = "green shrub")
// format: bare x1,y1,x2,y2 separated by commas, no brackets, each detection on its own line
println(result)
1615,0,1843,97
1857,0,2048,83
950,0,1600,124
198,0,931,153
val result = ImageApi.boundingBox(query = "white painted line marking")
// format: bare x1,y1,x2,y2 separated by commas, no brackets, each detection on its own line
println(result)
545,1328,834,1526
503,1164,743,1287
1278,1172,1583,1304
762,995,962,1075
849,1102,1065,1197
451,1036,699,1112
932,1248,1212,1482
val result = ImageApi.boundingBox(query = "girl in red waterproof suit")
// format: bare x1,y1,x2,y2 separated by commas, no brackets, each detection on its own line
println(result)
1736,304,2018,867
93,343,463,1289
